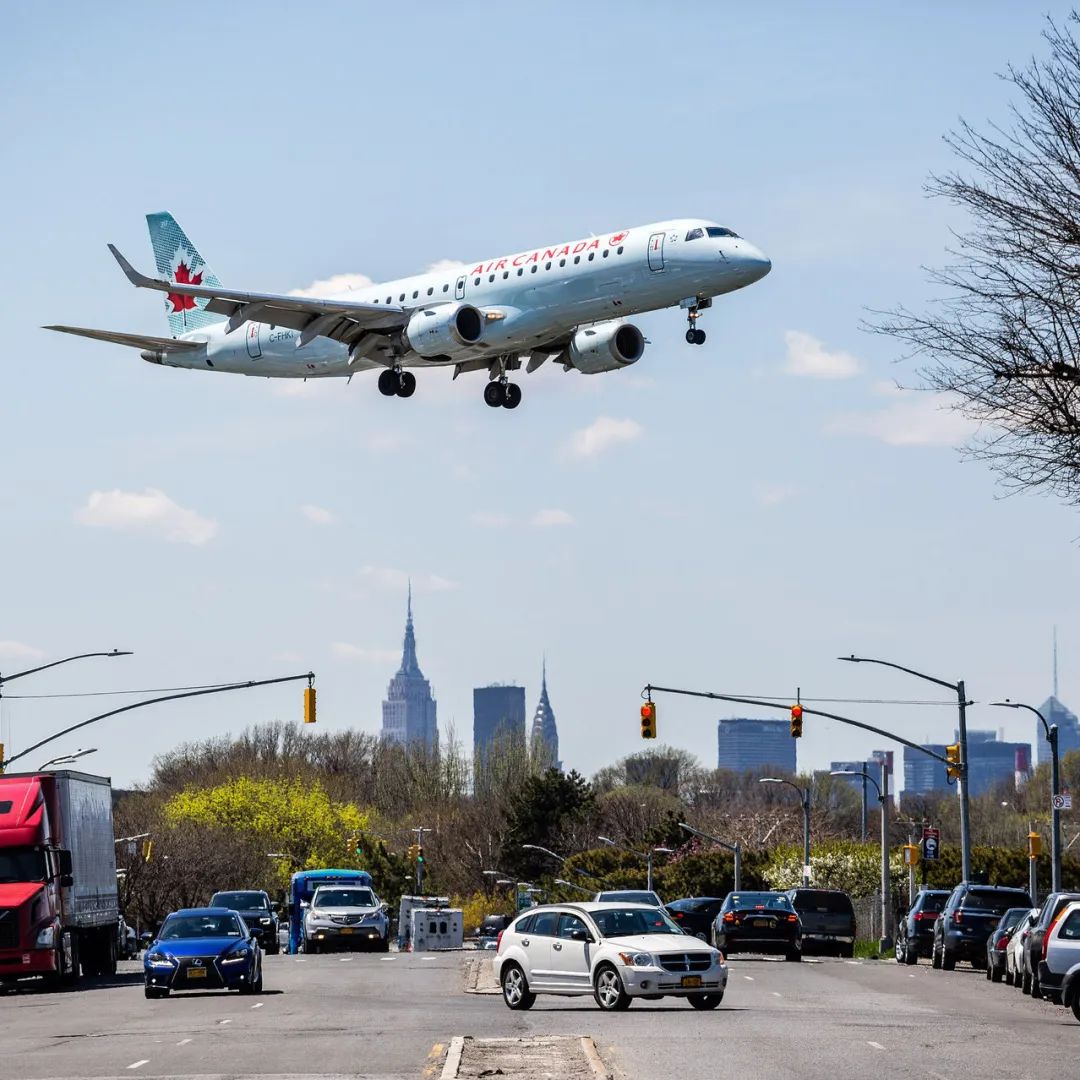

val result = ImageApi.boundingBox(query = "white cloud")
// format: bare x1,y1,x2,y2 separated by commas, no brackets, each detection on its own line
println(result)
301,504,336,526
565,416,643,459
755,486,798,507
289,272,374,298
0,640,45,662
531,508,574,527
331,642,399,664
74,488,218,546
471,512,512,528
426,258,468,275
357,567,459,593
783,330,862,379
827,384,977,447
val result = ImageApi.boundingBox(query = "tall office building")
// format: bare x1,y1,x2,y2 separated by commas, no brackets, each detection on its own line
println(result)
380,587,438,751
474,684,526,761
1039,697,1080,762
903,743,948,797
904,731,1031,797
717,717,796,774
529,659,560,769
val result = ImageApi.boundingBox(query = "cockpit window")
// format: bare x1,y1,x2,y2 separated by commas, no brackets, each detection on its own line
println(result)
706,227,739,238
685,228,704,241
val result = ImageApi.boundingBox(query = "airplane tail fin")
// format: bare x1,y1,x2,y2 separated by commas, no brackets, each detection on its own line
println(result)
145,212,226,336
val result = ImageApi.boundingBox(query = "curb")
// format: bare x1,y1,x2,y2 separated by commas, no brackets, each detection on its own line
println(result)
440,1036,465,1079
580,1036,613,1079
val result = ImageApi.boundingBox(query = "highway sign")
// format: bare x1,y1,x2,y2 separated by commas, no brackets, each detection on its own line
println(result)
922,827,941,861
1052,793,1072,811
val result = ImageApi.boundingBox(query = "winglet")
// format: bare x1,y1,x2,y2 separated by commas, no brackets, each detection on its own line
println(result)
108,243,156,288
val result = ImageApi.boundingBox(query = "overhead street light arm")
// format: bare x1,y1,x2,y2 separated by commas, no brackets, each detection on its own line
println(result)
831,769,883,801
992,700,1051,739
0,672,315,772
838,655,959,694
0,650,132,687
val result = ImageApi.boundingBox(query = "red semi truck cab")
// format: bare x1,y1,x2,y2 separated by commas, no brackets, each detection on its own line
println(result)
0,771,120,987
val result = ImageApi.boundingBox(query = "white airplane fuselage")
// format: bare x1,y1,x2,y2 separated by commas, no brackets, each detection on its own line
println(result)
157,218,770,379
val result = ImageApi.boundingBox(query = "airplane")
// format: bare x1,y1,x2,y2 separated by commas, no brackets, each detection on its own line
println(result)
46,213,771,409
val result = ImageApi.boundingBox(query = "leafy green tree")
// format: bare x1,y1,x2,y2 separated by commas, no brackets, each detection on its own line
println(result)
502,768,595,878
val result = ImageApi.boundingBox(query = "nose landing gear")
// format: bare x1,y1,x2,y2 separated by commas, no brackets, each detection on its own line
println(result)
685,308,707,346
377,367,416,398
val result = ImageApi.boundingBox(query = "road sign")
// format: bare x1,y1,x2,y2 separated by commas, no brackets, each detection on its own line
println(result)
922,827,940,861
1052,793,1072,811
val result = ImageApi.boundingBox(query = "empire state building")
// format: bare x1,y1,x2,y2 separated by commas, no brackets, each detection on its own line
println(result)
380,587,438,751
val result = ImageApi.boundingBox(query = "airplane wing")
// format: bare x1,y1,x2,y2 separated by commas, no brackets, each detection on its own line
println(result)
107,245,407,348
43,325,204,351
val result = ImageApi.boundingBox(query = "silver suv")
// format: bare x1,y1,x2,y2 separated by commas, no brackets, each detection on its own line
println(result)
302,885,389,953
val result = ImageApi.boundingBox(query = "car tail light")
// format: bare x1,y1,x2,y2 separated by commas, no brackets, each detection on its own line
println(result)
723,912,735,924
914,911,937,921
996,933,1011,951
953,912,963,925
496,930,504,952
786,914,798,923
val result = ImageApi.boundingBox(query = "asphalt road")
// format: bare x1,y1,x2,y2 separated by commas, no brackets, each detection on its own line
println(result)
0,950,1075,1079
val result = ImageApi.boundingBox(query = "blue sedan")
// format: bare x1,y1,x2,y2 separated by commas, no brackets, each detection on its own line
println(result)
144,907,263,999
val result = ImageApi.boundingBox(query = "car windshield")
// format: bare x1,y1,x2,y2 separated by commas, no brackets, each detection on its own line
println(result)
314,888,376,908
160,914,243,940
668,898,720,912
999,907,1029,929
597,892,660,906
916,893,949,913
962,889,1032,914
593,907,683,937
211,892,268,910
0,849,48,884
727,893,794,912
790,891,853,913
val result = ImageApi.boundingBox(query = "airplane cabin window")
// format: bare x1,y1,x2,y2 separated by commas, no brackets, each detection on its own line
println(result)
602,249,609,258
574,255,581,264
530,265,538,273
443,284,449,292
474,277,481,285
685,228,704,241
427,287,433,295
617,246,624,255
706,227,739,238
386,296,391,303
545,261,551,270
412,290,418,299
399,294,405,301
559,258,566,267
587,252,595,261
517,268,523,276
503,271,509,278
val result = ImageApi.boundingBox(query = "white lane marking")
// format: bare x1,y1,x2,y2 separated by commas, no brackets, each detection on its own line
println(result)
251,1002,264,1009
338,956,352,962
380,956,397,961
127,1062,149,1071
743,975,754,981
218,1019,232,1025
422,956,437,961
867,1041,886,1051
176,1039,192,1046
909,974,916,978
772,991,782,997
845,960,861,965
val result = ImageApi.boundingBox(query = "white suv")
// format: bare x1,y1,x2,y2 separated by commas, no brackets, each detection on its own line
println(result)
1037,899,1080,1017
493,902,728,1012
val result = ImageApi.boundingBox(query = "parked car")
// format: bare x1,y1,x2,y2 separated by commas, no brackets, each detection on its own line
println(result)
984,907,1030,983
784,888,856,957
665,897,727,941
711,891,802,961
932,883,1033,970
117,917,139,960
476,914,512,950
593,890,663,907
1021,892,1080,998
494,902,727,1011
1036,899,1080,1015
894,889,951,965
208,889,281,954
143,908,263,999
302,883,390,952
1007,908,1039,988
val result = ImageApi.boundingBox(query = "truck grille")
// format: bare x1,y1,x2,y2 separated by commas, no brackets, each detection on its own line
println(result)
659,952,712,973
0,910,16,950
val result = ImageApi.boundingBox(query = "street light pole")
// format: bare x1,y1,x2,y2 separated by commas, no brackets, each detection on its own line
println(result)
840,656,972,884
992,700,1062,894
760,778,811,886
678,822,743,891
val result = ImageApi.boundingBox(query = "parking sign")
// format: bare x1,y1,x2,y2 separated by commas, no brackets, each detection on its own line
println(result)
1052,793,1072,811
922,827,940,861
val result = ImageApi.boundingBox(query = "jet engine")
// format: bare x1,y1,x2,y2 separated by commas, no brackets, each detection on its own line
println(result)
567,321,645,374
403,302,484,358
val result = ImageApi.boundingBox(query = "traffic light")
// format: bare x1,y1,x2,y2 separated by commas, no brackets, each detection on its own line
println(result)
407,843,419,861
416,845,425,864
303,686,317,724
640,701,657,739
142,839,154,862
1029,830,1042,859
789,704,804,739
945,743,961,780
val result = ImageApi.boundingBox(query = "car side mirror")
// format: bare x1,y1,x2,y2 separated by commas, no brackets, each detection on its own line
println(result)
569,929,592,943
60,874,74,888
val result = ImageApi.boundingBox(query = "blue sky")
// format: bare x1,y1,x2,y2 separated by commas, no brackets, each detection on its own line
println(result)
2,2,1077,789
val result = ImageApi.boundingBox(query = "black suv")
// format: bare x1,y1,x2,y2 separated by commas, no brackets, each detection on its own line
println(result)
895,889,951,965
1025,892,1080,999
932,883,1033,971
712,891,803,961
784,888,856,957
208,889,280,954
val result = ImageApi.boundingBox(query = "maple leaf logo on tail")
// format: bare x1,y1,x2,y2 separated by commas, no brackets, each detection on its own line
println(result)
167,258,204,313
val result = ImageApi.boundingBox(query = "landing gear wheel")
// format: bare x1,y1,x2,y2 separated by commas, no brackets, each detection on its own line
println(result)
378,369,399,396
694,328,706,345
484,381,507,408
687,992,724,1009
397,371,416,398
502,383,522,409
685,329,697,344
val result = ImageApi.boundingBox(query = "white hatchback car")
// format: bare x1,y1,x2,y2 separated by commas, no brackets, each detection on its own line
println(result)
493,902,728,1011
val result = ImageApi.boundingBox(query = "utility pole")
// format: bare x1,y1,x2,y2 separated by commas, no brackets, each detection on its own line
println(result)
759,778,811,886
880,759,892,952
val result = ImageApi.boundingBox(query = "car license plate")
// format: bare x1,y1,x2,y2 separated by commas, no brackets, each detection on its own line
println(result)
681,975,702,988
753,919,770,928
339,928,353,934
187,967,207,979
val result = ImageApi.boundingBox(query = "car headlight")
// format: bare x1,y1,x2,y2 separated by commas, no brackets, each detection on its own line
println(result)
221,948,251,965
618,951,655,968
35,925,57,948
145,951,176,967
713,951,726,965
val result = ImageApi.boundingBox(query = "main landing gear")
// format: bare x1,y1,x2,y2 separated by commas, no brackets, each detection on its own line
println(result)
685,307,707,346
378,368,416,398
484,379,522,410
